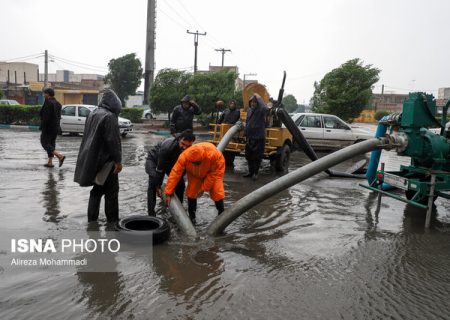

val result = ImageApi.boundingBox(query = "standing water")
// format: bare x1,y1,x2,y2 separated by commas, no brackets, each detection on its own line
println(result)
0,129,449,319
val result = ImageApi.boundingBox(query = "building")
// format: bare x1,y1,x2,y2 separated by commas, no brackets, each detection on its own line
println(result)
39,70,104,83
369,93,408,112
0,64,105,105
0,62,39,85
437,87,450,107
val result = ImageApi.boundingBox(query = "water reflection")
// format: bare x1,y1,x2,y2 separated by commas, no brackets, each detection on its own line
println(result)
41,171,64,222
76,224,125,316
152,244,224,301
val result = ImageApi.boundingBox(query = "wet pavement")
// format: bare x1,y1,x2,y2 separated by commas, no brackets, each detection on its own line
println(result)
0,128,450,319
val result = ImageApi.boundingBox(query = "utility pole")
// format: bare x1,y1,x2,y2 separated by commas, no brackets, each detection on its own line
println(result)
187,30,206,73
215,48,231,68
143,0,156,106
44,49,48,89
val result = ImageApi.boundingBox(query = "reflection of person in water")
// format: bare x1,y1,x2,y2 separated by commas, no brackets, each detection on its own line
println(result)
76,224,122,314
152,245,224,298
42,171,62,222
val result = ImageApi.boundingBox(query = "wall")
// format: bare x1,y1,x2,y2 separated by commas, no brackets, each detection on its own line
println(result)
353,110,376,123
0,62,39,84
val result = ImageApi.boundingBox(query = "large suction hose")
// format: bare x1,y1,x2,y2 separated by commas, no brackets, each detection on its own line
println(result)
217,121,243,152
207,137,391,236
168,195,197,237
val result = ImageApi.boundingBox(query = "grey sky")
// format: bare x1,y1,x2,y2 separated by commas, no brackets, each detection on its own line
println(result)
2,0,449,103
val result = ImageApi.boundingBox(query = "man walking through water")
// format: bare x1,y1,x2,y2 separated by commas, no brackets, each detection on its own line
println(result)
74,89,123,223
39,88,65,168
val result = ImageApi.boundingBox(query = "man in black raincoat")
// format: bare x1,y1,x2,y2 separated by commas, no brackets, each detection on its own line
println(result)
39,88,65,167
74,89,123,223
244,93,268,180
145,129,196,216
170,95,201,135
217,99,240,125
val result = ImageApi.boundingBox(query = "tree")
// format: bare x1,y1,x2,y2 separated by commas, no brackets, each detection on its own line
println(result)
282,94,298,113
149,69,191,117
104,53,143,105
311,58,380,121
188,70,238,125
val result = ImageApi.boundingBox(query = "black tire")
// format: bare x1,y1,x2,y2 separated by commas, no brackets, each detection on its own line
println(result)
275,144,290,172
145,113,153,119
115,215,170,244
121,132,128,137
57,127,62,136
223,151,236,166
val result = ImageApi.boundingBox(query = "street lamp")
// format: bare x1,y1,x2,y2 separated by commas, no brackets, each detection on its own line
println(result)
243,73,257,88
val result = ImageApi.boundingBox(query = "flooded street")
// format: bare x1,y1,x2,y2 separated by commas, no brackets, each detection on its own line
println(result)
1,129,450,319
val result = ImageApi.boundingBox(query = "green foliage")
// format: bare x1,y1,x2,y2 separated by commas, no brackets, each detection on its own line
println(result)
311,58,381,121
0,105,41,125
150,69,239,126
105,53,143,105
150,69,191,115
374,110,390,121
282,94,298,113
120,108,144,123
232,89,244,108
188,70,238,115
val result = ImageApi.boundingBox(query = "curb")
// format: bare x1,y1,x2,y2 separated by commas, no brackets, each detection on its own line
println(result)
0,124,40,131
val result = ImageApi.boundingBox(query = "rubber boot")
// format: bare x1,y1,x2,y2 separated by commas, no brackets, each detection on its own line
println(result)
188,198,197,223
215,200,224,215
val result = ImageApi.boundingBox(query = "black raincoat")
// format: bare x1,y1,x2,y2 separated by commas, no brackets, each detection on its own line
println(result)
218,108,240,124
74,90,122,187
245,97,267,139
145,137,183,186
170,103,201,134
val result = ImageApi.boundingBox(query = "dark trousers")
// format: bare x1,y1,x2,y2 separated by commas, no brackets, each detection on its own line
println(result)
40,130,57,158
87,172,119,223
187,198,224,221
245,138,265,175
148,178,185,216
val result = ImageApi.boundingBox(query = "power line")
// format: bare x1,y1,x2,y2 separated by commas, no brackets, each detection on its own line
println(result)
0,52,44,62
49,54,108,71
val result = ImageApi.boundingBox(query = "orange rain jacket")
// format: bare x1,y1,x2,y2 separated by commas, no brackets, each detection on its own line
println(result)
165,142,225,201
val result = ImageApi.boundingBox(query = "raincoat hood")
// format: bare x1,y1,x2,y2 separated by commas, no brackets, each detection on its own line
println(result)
99,89,122,115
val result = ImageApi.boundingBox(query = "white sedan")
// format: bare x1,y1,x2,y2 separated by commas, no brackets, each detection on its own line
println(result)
60,104,133,137
290,113,374,149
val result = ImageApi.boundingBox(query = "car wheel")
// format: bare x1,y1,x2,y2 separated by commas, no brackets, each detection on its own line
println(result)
57,127,62,135
121,132,127,137
145,113,153,119
275,144,291,172
115,215,170,245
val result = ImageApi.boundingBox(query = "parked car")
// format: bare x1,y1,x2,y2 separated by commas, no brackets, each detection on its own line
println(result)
141,105,154,119
60,104,133,137
0,99,20,105
290,113,374,149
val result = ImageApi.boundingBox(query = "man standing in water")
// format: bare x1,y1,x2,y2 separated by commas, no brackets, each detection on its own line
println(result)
39,88,65,168
170,95,201,135
74,89,123,223
145,129,196,216
244,93,267,180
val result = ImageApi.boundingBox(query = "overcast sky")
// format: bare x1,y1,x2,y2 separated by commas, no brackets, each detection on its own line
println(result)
2,0,449,104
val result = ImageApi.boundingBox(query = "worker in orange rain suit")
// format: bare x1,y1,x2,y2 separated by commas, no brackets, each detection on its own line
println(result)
164,142,225,222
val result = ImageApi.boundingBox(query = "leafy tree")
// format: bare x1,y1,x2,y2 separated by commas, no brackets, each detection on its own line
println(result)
149,68,191,118
311,58,380,121
188,70,238,125
104,53,143,105
282,94,298,113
